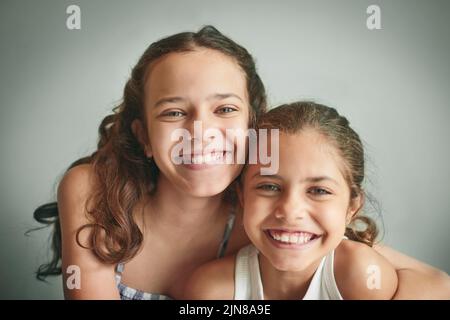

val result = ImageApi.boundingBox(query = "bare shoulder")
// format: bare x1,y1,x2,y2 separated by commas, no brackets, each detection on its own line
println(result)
58,164,95,209
183,254,236,300
334,239,398,300
57,164,99,239
58,163,119,299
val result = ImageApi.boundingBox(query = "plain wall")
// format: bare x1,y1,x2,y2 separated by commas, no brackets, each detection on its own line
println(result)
0,0,449,299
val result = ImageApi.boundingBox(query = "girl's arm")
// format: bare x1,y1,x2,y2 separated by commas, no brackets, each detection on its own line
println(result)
182,255,235,300
373,244,450,299
58,164,120,299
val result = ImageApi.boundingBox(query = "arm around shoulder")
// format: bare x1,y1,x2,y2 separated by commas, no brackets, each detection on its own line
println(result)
393,268,450,299
182,255,236,300
373,244,450,299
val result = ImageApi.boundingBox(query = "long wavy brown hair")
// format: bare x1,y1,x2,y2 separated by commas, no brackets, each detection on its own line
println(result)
257,101,380,247
33,25,267,281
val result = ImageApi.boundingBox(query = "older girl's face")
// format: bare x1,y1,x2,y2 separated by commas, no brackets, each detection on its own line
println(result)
242,130,360,272
143,48,250,197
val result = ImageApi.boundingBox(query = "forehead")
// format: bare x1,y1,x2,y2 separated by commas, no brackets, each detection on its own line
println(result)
246,130,346,182
145,48,248,102
279,130,338,166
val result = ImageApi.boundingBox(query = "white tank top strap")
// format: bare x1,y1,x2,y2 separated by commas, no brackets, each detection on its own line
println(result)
234,245,251,299
234,244,264,299
322,249,344,300
302,255,327,299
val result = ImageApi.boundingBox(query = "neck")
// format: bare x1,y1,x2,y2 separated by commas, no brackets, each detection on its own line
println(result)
147,175,226,230
259,254,322,300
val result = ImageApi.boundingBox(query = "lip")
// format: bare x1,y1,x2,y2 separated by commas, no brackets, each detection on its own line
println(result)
266,228,318,234
182,162,221,171
264,229,322,250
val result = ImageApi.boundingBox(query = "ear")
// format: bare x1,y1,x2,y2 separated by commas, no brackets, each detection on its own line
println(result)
131,119,152,158
346,192,364,224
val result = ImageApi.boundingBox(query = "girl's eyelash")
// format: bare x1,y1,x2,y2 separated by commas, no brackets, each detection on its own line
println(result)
161,110,185,117
308,187,332,195
256,184,281,192
215,105,238,114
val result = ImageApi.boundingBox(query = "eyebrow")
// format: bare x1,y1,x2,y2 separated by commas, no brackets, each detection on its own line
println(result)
153,93,243,109
153,96,186,109
207,93,243,103
251,172,283,180
302,176,340,186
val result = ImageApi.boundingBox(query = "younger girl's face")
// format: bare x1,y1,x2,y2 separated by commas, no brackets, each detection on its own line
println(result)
142,48,250,197
242,130,360,272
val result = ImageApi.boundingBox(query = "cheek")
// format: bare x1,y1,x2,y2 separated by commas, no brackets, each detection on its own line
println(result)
314,201,348,236
224,107,250,130
243,192,273,230
149,125,179,155
219,118,249,140
243,197,257,228
243,193,262,226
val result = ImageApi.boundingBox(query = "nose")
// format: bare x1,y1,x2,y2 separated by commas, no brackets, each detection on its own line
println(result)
274,189,308,223
186,109,223,150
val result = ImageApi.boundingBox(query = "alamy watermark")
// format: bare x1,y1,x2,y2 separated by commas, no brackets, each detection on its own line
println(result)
66,5,81,30
66,265,81,290
366,264,382,290
170,121,279,175
367,5,382,30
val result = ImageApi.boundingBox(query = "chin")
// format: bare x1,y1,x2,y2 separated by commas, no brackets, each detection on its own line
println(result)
183,180,231,198
180,169,240,197
267,254,311,272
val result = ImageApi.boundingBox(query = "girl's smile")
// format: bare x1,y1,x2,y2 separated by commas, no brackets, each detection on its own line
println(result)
178,151,233,169
264,229,322,249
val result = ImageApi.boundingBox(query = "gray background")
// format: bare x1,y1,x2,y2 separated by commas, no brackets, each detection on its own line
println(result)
0,0,449,299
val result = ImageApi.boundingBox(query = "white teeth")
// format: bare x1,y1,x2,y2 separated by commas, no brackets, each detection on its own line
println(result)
205,152,223,164
290,234,298,243
192,154,203,164
187,152,224,164
268,230,316,245
204,153,212,163
211,152,223,163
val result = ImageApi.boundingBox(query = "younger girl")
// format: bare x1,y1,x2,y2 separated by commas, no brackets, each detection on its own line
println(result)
184,101,400,299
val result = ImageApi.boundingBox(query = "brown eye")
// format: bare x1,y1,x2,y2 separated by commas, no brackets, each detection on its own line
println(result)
162,110,185,117
257,184,281,192
216,105,237,114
